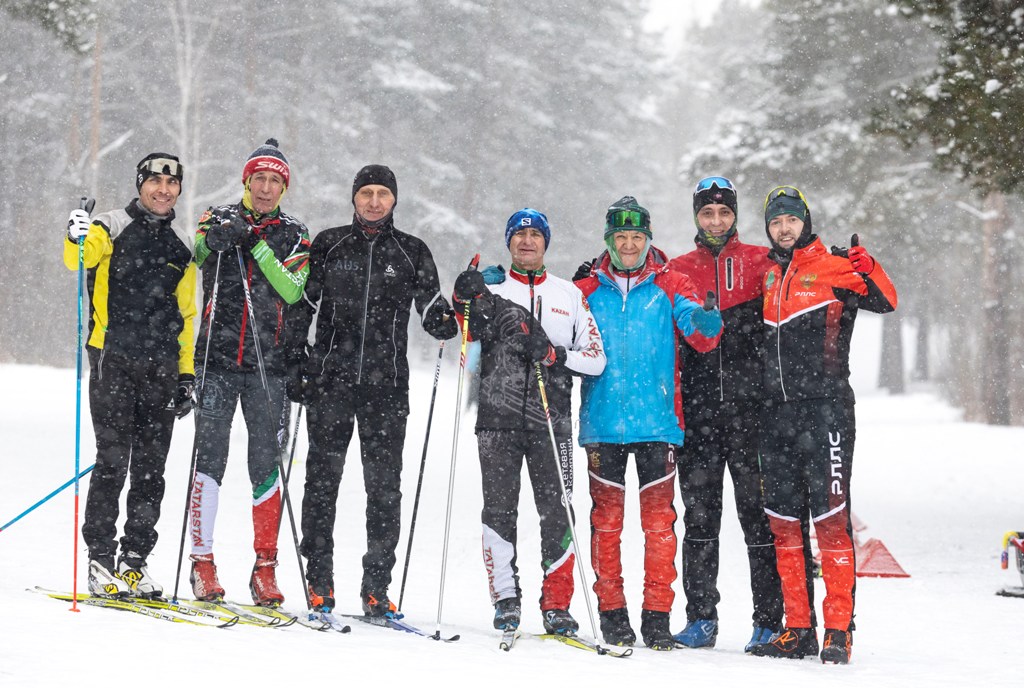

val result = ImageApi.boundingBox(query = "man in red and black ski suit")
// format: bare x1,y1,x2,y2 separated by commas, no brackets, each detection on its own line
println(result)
751,186,897,665
667,177,783,652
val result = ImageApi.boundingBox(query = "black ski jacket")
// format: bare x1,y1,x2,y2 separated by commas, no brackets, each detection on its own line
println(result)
292,218,456,389
195,203,310,376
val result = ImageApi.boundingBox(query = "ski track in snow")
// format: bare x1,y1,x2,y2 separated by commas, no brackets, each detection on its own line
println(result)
1,314,1021,686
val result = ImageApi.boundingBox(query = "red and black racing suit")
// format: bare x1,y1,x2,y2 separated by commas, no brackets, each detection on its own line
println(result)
760,236,897,633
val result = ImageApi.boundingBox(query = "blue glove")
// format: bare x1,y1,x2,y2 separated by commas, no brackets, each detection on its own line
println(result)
481,264,506,285
691,298,723,337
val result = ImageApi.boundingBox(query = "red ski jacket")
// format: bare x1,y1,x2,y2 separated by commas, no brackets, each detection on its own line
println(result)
669,233,773,405
763,237,897,402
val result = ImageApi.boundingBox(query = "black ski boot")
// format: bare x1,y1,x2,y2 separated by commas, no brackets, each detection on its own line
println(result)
542,608,579,636
750,627,819,659
599,608,636,646
820,629,852,664
493,597,522,630
640,609,675,651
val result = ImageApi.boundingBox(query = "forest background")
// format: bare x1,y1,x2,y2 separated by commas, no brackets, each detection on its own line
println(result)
2,0,1022,425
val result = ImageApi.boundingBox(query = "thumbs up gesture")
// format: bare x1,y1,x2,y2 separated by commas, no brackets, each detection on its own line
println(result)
847,234,875,275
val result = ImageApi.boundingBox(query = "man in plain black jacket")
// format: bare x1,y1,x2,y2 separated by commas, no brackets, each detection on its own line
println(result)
289,164,458,616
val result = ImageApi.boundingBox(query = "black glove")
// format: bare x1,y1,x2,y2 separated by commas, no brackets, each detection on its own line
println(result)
287,369,310,404
174,374,195,419
240,224,262,253
423,298,459,340
205,210,249,252
572,258,596,282
507,330,556,364
453,269,487,303
703,290,717,311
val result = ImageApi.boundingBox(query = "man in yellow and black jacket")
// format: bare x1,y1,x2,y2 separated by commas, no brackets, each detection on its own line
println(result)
64,152,197,600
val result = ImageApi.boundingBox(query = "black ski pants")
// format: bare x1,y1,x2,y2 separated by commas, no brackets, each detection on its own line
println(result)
477,429,575,610
678,400,783,629
194,366,288,489
300,378,409,598
82,348,176,565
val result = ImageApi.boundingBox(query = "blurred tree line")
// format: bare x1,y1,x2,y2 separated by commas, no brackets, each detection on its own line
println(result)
2,0,1022,424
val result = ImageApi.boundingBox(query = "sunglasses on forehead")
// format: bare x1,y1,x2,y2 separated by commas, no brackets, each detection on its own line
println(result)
694,176,736,194
763,186,809,211
139,158,183,178
607,209,649,230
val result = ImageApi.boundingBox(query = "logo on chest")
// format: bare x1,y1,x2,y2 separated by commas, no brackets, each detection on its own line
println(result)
384,264,396,277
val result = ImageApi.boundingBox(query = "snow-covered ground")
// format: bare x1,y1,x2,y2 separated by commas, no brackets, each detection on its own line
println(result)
1,313,1021,686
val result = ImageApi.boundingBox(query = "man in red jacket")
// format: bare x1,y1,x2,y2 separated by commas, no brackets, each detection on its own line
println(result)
751,186,897,665
668,177,783,652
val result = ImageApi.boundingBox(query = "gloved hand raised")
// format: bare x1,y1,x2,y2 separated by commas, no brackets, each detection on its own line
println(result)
691,290,722,337
174,374,196,419
67,209,91,242
847,234,875,274
572,258,597,282
453,269,487,303
205,210,250,252
481,264,506,285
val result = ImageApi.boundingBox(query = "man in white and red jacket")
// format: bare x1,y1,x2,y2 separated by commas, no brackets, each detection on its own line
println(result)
452,208,605,639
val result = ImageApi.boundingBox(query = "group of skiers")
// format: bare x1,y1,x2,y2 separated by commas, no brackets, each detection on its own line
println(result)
64,143,897,666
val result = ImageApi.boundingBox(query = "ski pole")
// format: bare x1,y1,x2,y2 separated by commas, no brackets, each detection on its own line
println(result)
398,340,445,612
171,249,222,603
72,195,95,611
531,293,600,641
283,402,303,486
434,254,478,639
1,464,95,533
235,245,309,609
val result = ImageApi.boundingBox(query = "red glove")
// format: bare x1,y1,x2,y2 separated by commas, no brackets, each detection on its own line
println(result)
847,234,874,275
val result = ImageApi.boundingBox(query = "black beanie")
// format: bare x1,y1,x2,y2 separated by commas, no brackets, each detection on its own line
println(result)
136,152,183,191
352,164,398,204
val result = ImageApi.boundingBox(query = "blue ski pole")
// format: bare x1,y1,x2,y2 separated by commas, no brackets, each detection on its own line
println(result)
72,196,95,610
0,464,95,532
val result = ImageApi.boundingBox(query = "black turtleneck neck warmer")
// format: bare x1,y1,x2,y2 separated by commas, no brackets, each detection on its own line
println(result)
132,198,175,225
353,211,394,237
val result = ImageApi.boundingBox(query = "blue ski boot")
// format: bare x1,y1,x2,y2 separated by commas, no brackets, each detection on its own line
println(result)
673,619,718,648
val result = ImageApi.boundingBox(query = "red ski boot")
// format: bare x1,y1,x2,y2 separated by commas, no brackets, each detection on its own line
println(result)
189,553,226,601
249,550,284,607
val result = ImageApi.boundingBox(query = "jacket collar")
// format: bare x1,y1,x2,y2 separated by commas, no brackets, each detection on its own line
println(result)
509,265,548,285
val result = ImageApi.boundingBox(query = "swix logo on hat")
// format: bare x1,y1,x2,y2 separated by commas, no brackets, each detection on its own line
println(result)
242,138,291,187
243,157,290,187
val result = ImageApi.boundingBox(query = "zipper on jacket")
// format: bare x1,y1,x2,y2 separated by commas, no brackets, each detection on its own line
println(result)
391,310,399,386
356,234,378,385
776,263,797,402
522,273,537,427
715,253,725,402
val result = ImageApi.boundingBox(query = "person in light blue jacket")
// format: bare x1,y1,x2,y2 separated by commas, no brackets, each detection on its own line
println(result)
574,196,722,651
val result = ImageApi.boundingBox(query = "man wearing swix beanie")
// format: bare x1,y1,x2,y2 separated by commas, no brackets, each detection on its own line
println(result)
188,138,311,608
292,163,459,617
